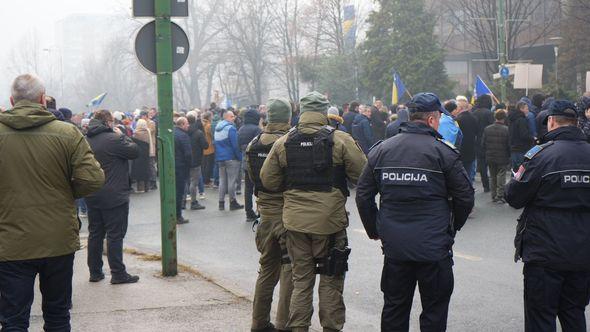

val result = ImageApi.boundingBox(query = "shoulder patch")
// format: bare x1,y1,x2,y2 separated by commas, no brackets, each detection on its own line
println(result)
524,141,554,160
436,138,459,154
369,140,383,152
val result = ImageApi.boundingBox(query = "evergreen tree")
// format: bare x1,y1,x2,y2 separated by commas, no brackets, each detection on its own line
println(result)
361,0,454,103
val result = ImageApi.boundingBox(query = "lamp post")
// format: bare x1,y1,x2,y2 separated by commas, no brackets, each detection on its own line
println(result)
549,36,563,96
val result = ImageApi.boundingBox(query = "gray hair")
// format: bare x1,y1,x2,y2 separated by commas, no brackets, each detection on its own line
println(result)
11,74,46,103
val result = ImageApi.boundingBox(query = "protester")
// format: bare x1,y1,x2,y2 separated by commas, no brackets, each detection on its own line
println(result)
456,96,478,183
519,96,538,139
343,100,360,132
438,100,463,147
385,107,409,138
370,106,387,141
482,109,510,203
328,106,347,132
174,117,193,223
215,110,244,211
0,74,104,330
535,97,554,138
238,107,261,222
187,113,208,210
85,109,140,284
201,111,216,186
131,119,153,193
472,94,495,192
508,102,534,171
352,105,374,154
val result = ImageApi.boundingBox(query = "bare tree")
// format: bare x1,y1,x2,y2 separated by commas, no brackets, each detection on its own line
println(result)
441,0,559,79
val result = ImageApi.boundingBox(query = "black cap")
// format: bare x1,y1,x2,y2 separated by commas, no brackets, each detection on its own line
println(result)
406,92,451,116
543,100,578,124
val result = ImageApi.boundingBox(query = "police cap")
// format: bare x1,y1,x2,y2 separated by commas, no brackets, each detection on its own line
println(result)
543,100,578,124
406,92,451,116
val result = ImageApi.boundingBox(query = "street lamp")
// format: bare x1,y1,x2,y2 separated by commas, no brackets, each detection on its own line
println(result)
549,36,563,95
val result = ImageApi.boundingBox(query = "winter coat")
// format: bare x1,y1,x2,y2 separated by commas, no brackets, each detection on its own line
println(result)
238,109,262,151
438,113,463,147
472,107,494,155
456,111,479,162
214,120,242,161
174,126,193,170
130,137,151,182
385,109,409,138
328,114,347,132
202,119,215,156
343,110,358,134
508,109,534,153
188,124,208,168
85,119,139,210
351,113,374,154
260,111,367,235
0,101,104,261
370,109,387,141
482,122,510,165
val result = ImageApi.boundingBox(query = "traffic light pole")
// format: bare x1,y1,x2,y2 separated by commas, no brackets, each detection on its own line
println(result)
497,0,507,102
155,0,178,276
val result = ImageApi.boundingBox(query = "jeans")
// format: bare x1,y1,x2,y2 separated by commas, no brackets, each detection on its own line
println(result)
202,153,215,184
235,158,243,193
245,173,255,214
87,203,130,279
0,253,75,332
175,166,189,218
198,175,204,194
381,257,454,332
511,152,525,172
189,166,202,203
218,160,240,202
461,159,476,184
523,264,590,332
76,198,87,214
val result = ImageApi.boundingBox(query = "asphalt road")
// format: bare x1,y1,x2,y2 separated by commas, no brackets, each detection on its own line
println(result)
122,181,589,331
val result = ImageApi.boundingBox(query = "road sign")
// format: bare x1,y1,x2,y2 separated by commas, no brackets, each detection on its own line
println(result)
135,20,189,74
133,0,189,17
500,66,509,79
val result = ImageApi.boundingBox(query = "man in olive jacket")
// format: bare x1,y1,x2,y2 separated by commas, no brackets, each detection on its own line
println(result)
260,92,367,332
0,74,105,331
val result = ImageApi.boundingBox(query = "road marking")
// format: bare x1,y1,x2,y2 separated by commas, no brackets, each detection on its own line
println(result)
454,251,483,262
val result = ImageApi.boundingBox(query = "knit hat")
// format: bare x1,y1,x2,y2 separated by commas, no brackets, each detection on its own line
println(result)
328,106,339,116
299,91,329,115
267,98,292,124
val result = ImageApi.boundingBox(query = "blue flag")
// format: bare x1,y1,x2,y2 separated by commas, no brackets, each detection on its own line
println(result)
86,93,107,108
392,72,407,105
474,76,493,98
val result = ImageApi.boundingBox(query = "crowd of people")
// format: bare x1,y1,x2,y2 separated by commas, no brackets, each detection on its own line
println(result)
2,73,590,332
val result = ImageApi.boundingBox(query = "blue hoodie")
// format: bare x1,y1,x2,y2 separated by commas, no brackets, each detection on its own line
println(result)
520,97,538,138
438,113,463,147
214,120,242,162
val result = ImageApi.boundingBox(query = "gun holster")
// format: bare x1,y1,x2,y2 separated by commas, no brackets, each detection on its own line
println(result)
315,234,351,277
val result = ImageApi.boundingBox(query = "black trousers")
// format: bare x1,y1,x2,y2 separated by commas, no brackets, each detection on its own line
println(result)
87,203,129,279
381,257,454,332
175,166,189,218
0,253,74,332
202,154,215,184
245,173,255,213
524,264,590,332
477,152,490,191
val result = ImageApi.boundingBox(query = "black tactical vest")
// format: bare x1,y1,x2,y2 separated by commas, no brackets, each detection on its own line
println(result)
284,126,349,196
247,133,281,195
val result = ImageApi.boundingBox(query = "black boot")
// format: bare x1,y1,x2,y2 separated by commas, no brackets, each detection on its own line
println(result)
219,201,225,211
230,199,244,211
246,210,258,222
177,216,189,224
190,201,205,210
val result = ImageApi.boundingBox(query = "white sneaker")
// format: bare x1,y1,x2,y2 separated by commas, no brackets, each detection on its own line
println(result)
186,194,191,201
199,193,206,200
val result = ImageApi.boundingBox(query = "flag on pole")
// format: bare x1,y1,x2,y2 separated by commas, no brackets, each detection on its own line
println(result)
392,72,407,105
343,5,357,49
86,93,107,108
472,76,499,104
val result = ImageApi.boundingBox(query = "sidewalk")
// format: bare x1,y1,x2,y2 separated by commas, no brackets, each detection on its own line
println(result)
29,243,252,331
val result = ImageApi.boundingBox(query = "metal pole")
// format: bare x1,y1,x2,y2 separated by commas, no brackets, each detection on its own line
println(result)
155,0,178,276
554,45,559,96
497,0,507,102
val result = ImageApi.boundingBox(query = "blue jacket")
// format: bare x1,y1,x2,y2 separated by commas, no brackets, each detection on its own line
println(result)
351,114,373,154
385,109,409,138
438,113,463,148
174,127,192,170
356,122,474,261
214,120,242,161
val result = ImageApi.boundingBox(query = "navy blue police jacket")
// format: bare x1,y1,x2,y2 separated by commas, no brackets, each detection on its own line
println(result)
356,122,474,262
505,126,590,271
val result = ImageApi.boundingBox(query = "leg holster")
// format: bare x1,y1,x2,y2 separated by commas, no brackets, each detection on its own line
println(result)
314,233,351,277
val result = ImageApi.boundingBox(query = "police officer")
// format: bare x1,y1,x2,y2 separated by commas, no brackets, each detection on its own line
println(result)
247,98,294,332
505,100,590,332
355,92,474,332
260,91,367,332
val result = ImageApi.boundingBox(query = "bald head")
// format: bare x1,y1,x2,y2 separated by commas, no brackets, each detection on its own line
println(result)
10,74,46,106
224,110,236,123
